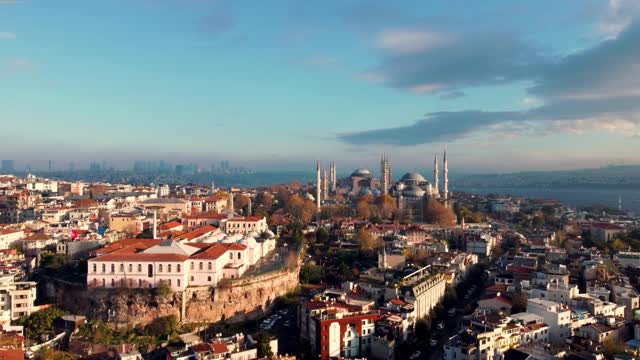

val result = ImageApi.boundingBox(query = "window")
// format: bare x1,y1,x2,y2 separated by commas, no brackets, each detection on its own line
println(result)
190,276,194,281
199,262,203,270
138,264,142,272
237,252,241,259
190,262,194,270
129,279,133,287
208,262,212,270
208,276,211,281
168,279,171,286
148,264,153,277
102,279,105,287
159,264,163,273
120,264,124,272
93,264,97,272
230,253,233,259
177,264,181,272
177,279,180,287
102,264,106,272
138,279,142,287
129,264,132,272
111,279,115,287
168,264,172,272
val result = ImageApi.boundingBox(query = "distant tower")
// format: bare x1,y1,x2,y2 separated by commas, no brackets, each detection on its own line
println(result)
380,154,390,194
211,181,216,194
228,192,235,218
322,169,329,201
247,197,252,216
618,196,622,212
330,161,337,193
443,149,449,202
433,153,439,195
316,161,321,210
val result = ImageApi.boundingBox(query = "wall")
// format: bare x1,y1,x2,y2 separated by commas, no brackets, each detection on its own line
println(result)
41,262,301,328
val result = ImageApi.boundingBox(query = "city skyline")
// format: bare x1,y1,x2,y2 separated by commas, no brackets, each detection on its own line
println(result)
2,1,640,172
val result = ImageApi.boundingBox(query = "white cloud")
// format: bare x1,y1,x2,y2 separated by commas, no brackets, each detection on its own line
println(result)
377,28,453,54
0,32,16,40
597,0,640,38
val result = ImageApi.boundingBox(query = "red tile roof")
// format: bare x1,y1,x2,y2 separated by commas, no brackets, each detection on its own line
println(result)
174,225,217,241
157,221,182,231
92,252,189,262
210,341,228,354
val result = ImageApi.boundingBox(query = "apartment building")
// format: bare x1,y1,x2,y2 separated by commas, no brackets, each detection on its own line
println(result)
527,298,572,343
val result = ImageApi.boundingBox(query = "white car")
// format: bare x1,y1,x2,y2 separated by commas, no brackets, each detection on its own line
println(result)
409,351,421,359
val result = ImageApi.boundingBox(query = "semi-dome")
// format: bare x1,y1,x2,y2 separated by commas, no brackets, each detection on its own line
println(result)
303,193,315,201
402,184,426,197
400,172,427,183
351,168,372,177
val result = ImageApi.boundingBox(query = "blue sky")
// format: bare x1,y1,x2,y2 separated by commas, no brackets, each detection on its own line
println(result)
1,0,639,173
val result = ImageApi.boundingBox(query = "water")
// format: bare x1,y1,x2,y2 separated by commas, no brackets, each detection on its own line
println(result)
454,186,640,213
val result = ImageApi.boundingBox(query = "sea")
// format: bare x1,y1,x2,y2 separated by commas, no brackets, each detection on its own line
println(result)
454,186,640,214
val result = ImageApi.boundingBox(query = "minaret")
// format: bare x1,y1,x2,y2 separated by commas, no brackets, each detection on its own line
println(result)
380,154,390,194
316,161,321,210
322,169,329,201
229,192,234,218
152,209,158,239
443,149,449,202
211,181,215,194
247,197,252,216
433,153,439,195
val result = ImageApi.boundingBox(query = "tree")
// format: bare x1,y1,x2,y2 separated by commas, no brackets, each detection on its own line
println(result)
234,194,250,214
255,192,273,209
256,333,274,358
23,307,67,342
356,200,371,219
415,318,431,339
300,264,325,284
424,201,456,226
286,195,316,224
375,194,397,220
511,292,528,314
316,228,329,244
355,228,382,252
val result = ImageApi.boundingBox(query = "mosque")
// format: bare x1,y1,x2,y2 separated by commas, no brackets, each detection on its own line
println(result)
314,150,450,223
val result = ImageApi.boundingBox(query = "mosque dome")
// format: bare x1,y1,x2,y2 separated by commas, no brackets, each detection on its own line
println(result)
395,182,406,191
400,172,427,183
303,193,315,201
402,184,426,197
351,168,372,178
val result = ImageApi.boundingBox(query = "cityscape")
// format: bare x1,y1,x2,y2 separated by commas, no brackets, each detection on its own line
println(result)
2,1,640,360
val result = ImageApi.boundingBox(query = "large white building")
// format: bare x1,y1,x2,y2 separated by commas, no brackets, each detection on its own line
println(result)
526,298,572,344
87,231,276,291
0,275,38,324
387,266,446,319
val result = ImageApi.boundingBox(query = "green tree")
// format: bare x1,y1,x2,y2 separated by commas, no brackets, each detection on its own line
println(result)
24,307,67,342
300,264,325,284
316,228,329,244
256,333,274,358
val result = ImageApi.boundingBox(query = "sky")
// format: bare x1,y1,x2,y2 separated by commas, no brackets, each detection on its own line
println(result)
1,0,640,174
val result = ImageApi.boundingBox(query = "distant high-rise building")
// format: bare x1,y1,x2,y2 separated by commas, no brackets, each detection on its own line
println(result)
48,160,53,172
1,160,14,172
316,161,321,211
330,161,337,192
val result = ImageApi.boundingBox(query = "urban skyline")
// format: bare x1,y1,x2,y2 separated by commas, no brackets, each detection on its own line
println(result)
1,1,640,172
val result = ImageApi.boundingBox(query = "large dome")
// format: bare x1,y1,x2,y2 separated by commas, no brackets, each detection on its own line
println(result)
351,168,372,178
402,184,426,197
400,172,427,183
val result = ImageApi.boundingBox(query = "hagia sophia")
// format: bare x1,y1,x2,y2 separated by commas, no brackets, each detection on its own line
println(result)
312,151,449,223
